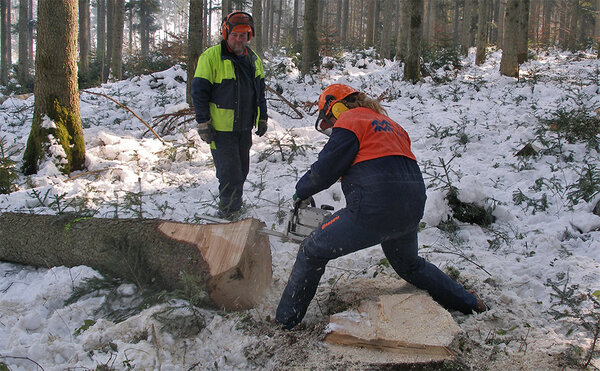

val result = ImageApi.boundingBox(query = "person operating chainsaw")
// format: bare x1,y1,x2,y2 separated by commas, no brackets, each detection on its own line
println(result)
275,84,488,330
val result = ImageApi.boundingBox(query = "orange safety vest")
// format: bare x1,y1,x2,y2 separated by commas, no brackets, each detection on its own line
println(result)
334,107,416,166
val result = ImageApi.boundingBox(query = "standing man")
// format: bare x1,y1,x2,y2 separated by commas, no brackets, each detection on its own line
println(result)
192,11,268,220
275,84,487,329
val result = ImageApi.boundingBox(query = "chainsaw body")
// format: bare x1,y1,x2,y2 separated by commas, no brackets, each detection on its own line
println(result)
284,204,333,242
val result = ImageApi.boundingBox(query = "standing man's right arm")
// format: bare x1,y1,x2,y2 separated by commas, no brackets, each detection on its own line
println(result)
192,50,214,142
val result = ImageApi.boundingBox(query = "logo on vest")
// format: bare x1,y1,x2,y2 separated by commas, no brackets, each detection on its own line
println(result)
371,119,395,132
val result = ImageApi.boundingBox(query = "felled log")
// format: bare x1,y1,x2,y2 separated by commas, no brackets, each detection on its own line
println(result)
0,212,272,311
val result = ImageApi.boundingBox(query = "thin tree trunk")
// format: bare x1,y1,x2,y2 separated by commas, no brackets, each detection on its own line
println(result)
188,0,203,106
461,0,474,55
18,0,29,86
292,0,299,42
500,0,519,77
23,0,85,175
396,0,409,61
380,0,393,59
79,0,90,76
97,0,106,82
301,0,319,75
404,0,424,83
498,0,506,49
0,0,11,85
110,0,124,80
365,0,376,47
567,0,579,50
517,0,529,63
251,0,262,55
476,0,489,65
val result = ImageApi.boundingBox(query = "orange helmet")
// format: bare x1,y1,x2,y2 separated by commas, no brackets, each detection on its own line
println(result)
222,11,254,41
315,84,358,136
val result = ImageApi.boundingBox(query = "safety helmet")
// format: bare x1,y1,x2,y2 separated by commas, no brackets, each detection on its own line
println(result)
222,11,254,41
315,84,358,136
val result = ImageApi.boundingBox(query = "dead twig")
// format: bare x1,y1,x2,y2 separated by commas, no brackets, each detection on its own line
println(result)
65,168,109,182
151,108,196,136
0,354,45,370
265,85,304,119
81,90,165,144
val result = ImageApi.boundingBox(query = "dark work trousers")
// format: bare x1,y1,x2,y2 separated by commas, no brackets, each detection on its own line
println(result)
211,130,252,216
275,177,478,329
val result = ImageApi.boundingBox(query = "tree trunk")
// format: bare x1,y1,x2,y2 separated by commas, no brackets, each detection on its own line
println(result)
497,0,506,49
139,4,149,57
365,0,376,48
22,0,85,176
461,0,473,55
97,0,106,82
380,0,393,59
396,0,409,61
292,0,299,42
404,0,423,83
567,0,579,50
251,0,262,56
500,0,519,77
187,0,203,106
476,0,489,65
18,0,29,86
0,0,11,85
110,0,124,80
517,0,529,63
301,0,319,75
105,0,114,81
79,0,90,76
0,214,272,311
596,0,600,58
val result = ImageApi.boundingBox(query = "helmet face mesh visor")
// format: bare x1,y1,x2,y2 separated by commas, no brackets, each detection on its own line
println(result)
314,95,336,136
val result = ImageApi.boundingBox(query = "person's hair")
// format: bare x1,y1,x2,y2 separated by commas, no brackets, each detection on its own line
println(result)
342,92,388,116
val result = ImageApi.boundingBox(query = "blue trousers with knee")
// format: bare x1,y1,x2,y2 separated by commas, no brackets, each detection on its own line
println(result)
211,130,252,215
275,176,477,329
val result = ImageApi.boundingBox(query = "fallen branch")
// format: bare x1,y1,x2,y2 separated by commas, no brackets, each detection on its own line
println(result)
0,354,45,370
65,168,110,182
430,248,493,277
151,108,196,136
81,90,165,144
265,85,304,119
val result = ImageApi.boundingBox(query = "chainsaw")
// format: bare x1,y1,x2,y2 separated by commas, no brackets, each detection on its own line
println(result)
196,200,334,243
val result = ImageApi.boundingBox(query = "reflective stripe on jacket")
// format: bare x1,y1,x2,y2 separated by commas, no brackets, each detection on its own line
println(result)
334,107,416,165
192,40,267,132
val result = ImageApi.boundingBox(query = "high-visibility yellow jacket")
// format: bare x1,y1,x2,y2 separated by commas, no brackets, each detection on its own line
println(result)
191,40,267,132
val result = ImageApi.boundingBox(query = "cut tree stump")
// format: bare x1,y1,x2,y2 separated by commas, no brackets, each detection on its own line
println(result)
0,212,272,311
323,281,461,365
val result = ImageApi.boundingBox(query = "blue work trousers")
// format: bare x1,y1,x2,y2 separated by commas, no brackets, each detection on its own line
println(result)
275,181,477,329
211,130,252,215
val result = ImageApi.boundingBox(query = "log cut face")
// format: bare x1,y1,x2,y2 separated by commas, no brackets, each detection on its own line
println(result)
158,218,272,310
323,278,461,365
0,213,272,311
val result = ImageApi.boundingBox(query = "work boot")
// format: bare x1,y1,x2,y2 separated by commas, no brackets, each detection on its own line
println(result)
471,292,489,313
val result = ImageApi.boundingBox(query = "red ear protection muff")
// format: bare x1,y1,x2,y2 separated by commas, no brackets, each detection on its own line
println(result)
222,11,254,41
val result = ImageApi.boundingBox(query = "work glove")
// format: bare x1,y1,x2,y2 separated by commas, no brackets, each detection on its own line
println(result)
293,192,313,209
255,119,267,137
197,119,216,144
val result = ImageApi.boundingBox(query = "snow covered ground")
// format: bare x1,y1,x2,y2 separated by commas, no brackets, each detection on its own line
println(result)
0,48,599,370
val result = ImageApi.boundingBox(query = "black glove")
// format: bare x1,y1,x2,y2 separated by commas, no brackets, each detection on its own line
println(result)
255,119,267,137
293,192,313,209
197,120,216,144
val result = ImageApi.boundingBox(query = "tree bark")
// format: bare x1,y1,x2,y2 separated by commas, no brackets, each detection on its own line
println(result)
252,0,263,56
517,0,529,63
110,0,124,80
476,0,489,65
380,0,394,59
500,0,519,77
396,0,409,61
0,0,11,85
97,0,106,82
187,0,203,106
301,0,319,75
404,0,424,83
596,0,600,58
0,214,272,311
365,0,376,48
461,0,474,55
23,0,86,175
79,0,90,76
18,0,29,86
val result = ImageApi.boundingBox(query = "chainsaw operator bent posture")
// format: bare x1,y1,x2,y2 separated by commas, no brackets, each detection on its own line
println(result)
192,11,268,220
275,84,487,330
